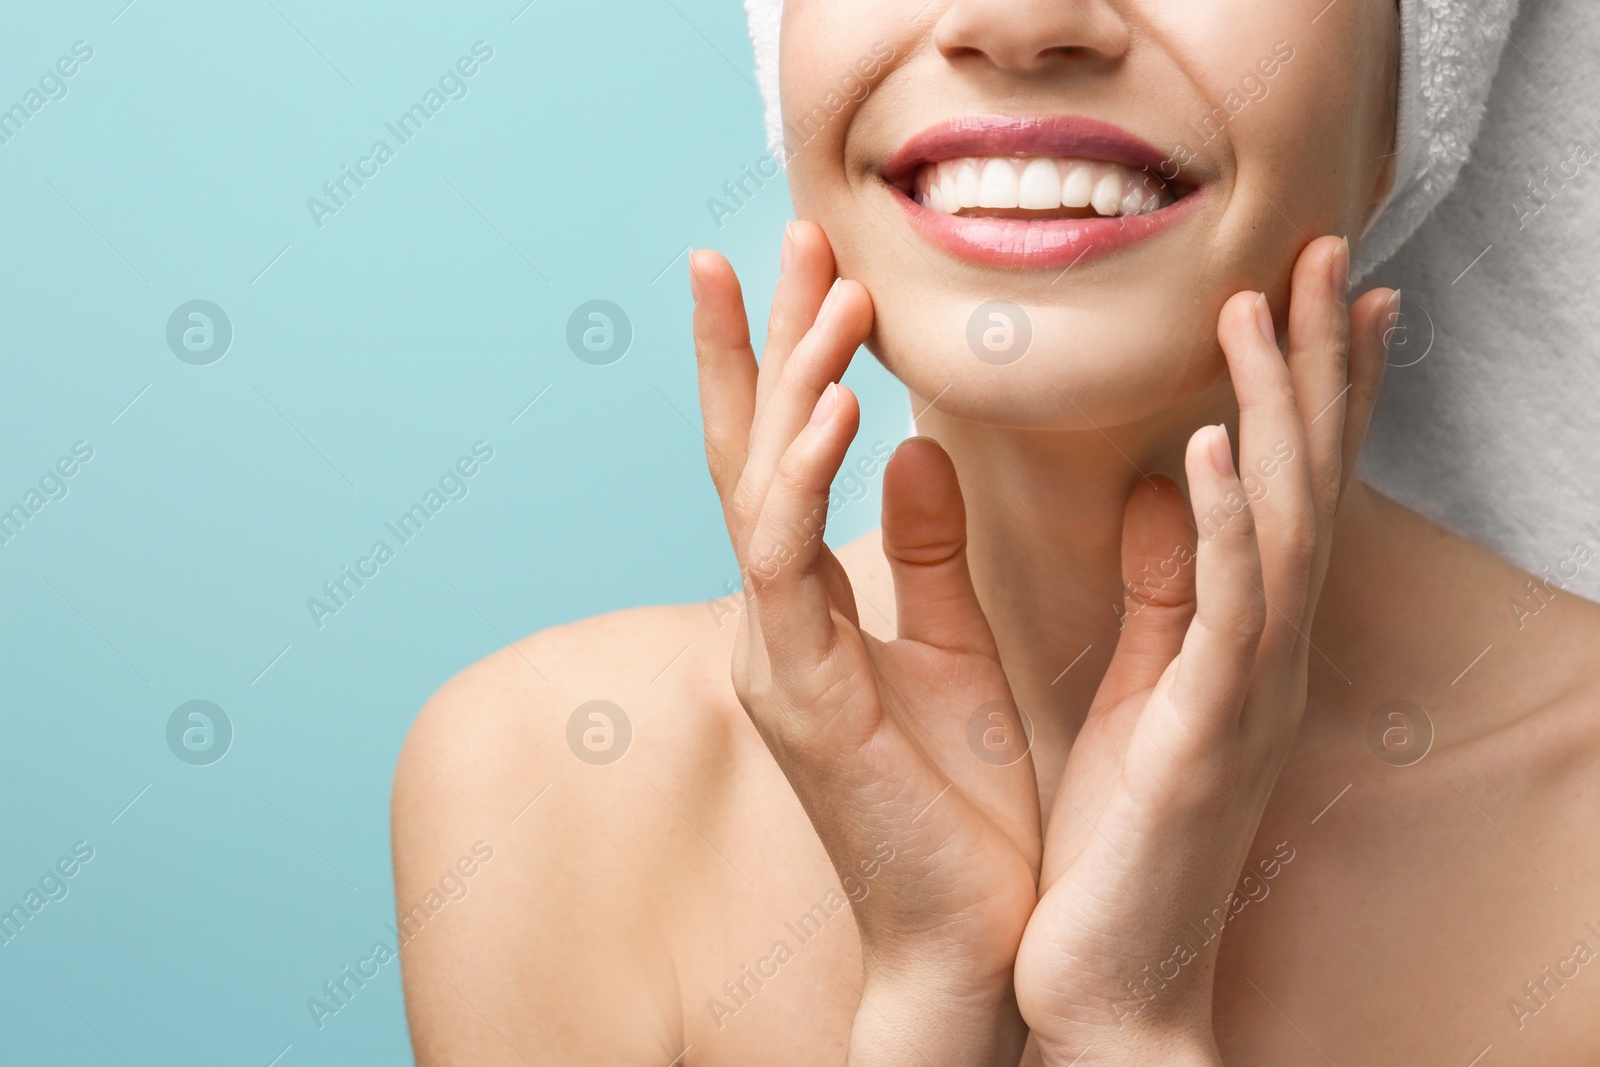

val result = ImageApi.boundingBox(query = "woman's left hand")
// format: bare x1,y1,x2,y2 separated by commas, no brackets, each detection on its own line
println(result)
1014,237,1398,1065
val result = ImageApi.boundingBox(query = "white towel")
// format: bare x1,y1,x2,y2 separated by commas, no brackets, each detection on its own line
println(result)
1361,0,1600,600
1361,0,1521,276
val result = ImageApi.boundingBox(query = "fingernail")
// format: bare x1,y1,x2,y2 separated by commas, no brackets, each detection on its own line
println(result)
1380,288,1403,354
688,250,704,302
817,277,845,323
1254,293,1276,346
809,382,838,428
780,222,796,276
1331,237,1350,301
1209,424,1236,478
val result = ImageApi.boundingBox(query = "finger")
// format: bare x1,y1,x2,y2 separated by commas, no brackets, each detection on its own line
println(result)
1339,287,1397,496
1217,290,1315,645
1144,425,1266,753
754,221,837,425
881,437,997,656
733,279,873,531
1284,236,1351,534
744,382,862,670
1296,286,1397,629
1095,476,1196,708
815,546,862,632
690,250,758,509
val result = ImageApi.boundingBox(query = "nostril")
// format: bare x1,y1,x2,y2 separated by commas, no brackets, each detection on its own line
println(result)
932,0,1131,69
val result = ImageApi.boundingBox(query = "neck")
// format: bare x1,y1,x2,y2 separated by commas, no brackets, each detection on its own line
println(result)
911,381,1398,781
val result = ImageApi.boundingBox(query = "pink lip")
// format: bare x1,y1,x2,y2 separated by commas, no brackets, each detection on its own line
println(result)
882,114,1203,270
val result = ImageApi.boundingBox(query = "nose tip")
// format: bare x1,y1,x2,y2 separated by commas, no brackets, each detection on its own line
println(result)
934,0,1130,75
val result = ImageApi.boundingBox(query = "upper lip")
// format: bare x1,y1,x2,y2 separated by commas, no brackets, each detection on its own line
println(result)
882,114,1177,189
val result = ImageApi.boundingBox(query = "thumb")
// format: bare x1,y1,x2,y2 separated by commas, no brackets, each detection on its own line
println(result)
1096,475,1197,707
881,437,998,656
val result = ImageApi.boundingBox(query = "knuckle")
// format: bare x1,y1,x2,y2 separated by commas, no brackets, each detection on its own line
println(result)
1313,468,1343,517
1264,491,1319,564
703,444,735,496
774,441,811,488
1268,525,1318,577
1285,514,1320,565
729,634,774,713
766,302,802,347
1311,454,1342,496
740,553,786,597
1240,373,1296,413
1350,365,1383,413
1200,595,1266,647
726,481,764,534
1197,495,1256,548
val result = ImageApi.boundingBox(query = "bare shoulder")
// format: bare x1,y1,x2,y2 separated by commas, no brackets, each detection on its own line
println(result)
394,592,749,813
1478,593,1600,1061
1496,586,1600,795
391,594,754,1065
1450,573,1600,861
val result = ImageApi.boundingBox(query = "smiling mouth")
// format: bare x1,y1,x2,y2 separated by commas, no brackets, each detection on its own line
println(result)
906,155,1176,220
881,115,1201,268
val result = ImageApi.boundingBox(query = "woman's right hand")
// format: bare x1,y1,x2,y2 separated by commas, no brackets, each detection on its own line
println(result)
690,222,1041,1065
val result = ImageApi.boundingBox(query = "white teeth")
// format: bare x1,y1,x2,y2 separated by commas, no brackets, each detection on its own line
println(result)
938,166,960,212
1090,172,1125,217
977,158,1020,208
1060,162,1095,208
955,160,981,208
1018,158,1062,210
913,156,1171,218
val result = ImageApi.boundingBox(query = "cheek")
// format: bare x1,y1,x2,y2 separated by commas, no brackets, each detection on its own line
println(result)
1208,10,1392,231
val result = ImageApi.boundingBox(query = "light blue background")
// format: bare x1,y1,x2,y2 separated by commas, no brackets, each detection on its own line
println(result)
0,3,907,1063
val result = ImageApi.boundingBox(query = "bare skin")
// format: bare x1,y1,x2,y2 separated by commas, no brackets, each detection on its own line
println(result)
392,483,1600,1065
393,0,1600,1062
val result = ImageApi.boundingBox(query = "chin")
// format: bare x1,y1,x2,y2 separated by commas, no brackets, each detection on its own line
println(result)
864,293,1230,432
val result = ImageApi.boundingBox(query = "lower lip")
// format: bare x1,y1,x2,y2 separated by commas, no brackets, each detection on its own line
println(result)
891,184,1204,270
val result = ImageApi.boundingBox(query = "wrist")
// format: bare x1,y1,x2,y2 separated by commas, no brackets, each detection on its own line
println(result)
848,967,1027,1067
858,925,1022,1003
1037,1027,1221,1067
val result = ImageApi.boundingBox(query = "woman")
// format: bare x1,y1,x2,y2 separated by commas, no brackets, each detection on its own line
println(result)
391,1,1600,1063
